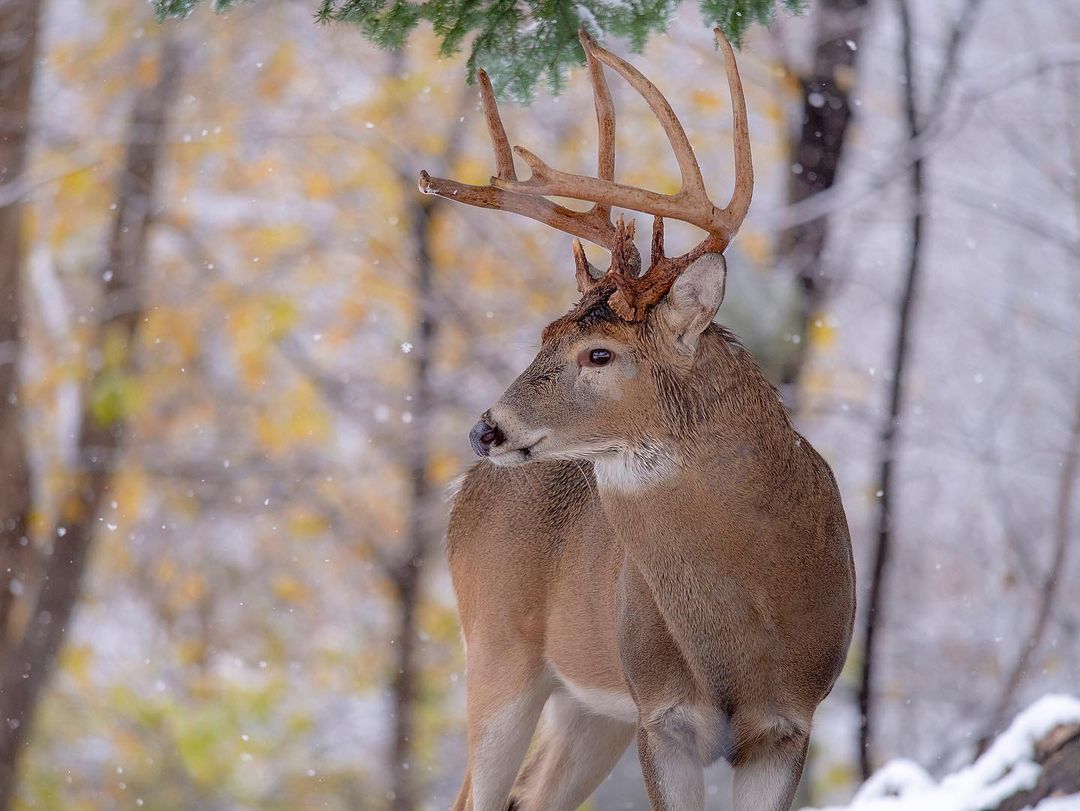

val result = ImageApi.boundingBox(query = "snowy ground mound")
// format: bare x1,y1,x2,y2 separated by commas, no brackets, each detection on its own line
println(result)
805,695,1080,811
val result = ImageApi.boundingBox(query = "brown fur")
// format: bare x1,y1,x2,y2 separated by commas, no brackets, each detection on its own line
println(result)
448,278,855,811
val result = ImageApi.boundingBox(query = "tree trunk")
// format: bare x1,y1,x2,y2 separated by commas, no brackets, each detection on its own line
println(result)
0,38,182,809
0,0,44,801
777,0,871,404
389,567,421,811
857,0,921,780
388,194,438,811
0,0,42,659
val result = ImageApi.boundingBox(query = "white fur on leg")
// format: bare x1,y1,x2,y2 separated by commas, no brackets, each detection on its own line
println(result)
732,749,801,811
470,684,548,811
654,745,704,810
517,692,635,811
640,705,710,811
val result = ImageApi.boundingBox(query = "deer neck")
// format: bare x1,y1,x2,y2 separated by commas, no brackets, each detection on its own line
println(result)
592,325,793,538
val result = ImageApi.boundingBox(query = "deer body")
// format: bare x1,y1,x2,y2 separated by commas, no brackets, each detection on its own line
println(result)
421,28,855,810
448,314,854,811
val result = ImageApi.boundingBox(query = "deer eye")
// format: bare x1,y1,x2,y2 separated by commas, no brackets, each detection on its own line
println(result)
579,348,614,367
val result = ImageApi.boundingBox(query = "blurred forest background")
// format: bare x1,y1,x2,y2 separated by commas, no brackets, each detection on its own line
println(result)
0,0,1078,808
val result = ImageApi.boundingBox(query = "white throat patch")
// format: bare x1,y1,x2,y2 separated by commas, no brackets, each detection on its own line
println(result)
592,442,679,493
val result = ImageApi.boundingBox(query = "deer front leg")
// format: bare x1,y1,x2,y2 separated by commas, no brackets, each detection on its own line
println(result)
617,558,713,811
450,772,470,811
731,720,809,811
509,690,635,810
457,642,550,811
637,706,707,811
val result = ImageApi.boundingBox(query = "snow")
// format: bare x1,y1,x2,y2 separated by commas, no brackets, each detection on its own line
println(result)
803,695,1080,811
1031,798,1080,811
575,3,600,33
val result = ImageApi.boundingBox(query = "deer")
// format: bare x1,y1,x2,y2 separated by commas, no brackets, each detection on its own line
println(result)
419,28,856,811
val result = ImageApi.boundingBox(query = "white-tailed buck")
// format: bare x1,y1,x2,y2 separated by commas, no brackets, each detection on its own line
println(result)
420,29,855,811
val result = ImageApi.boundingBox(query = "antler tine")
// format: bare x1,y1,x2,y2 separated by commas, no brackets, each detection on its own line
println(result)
583,33,708,204
418,69,620,250
579,29,644,283
650,215,665,266
477,69,517,182
715,29,753,233
581,29,616,214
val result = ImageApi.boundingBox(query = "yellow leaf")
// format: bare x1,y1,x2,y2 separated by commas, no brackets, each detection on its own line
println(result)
154,558,177,586
258,43,295,102
255,382,331,455
249,224,306,254
762,97,785,125
57,167,97,201
302,171,335,200
135,52,157,86
808,315,838,351
90,369,139,427
691,88,722,111
60,644,94,689
179,572,207,602
272,575,310,604
27,508,48,536
738,228,772,266
287,509,328,537
429,451,460,485
178,639,207,666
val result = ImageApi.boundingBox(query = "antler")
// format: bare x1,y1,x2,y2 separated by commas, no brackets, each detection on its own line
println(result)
418,43,624,259
418,28,753,321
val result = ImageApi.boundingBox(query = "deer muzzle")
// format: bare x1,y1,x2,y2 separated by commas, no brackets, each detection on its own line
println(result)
469,414,505,458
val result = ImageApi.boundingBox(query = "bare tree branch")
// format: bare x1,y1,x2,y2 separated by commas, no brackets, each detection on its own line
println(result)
975,389,1080,754
762,45,1080,233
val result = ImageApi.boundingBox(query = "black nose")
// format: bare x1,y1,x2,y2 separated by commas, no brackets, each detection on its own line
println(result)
469,415,504,457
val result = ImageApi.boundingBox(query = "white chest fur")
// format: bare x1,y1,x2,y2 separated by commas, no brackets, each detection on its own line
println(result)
592,442,680,494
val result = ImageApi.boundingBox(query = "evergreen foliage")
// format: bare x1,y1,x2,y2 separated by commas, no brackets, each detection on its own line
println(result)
155,0,802,100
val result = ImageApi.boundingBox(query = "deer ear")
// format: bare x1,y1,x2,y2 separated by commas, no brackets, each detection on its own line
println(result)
653,253,727,355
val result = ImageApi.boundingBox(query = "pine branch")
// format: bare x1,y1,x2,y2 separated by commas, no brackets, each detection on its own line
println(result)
155,0,805,100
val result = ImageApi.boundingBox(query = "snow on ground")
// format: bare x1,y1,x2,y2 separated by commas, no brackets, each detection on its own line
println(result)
803,695,1080,811
1029,799,1080,811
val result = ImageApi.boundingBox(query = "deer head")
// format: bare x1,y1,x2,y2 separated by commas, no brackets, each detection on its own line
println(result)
419,29,753,469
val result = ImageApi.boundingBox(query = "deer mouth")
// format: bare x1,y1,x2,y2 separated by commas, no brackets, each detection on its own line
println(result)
489,436,546,467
